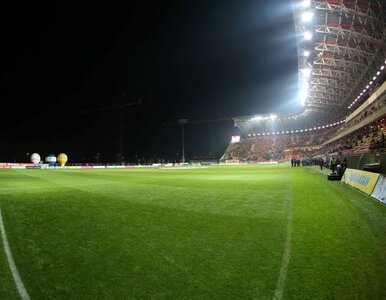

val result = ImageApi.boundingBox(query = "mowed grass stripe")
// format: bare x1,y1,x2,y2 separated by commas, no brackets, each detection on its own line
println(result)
273,192,292,300
0,166,291,299
4,169,289,219
0,165,385,299
285,167,386,300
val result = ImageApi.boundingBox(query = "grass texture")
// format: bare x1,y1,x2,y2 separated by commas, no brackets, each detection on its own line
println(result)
0,165,385,299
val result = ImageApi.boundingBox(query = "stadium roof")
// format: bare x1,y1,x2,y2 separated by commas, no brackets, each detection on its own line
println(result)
235,0,386,131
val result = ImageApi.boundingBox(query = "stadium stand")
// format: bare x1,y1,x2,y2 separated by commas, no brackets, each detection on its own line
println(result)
222,1,386,173
221,81,386,167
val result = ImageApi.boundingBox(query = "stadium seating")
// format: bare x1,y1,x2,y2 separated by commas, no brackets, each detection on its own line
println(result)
221,114,386,163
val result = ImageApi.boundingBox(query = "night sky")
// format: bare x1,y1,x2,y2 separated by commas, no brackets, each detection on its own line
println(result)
1,0,299,163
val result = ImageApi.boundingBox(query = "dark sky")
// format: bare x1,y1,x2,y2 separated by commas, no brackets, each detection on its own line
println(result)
0,0,299,163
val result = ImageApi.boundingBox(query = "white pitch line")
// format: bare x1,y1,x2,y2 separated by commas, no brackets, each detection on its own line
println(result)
0,209,31,300
272,194,292,300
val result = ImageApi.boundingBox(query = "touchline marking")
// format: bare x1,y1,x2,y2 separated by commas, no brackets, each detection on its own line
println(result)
0,209,31,300
272,195,292,300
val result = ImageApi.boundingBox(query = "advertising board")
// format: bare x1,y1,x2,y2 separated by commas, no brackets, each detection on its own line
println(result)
371,174,386,204
341,168,379,195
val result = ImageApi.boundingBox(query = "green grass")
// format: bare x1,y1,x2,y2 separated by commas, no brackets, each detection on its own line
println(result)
0,165,385,299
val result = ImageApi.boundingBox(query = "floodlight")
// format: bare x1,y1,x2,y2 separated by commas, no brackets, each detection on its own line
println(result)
270,114,277,120
363,89,366,92
301,0,311,8
301,68,312,77
304,50,310,57
369,81,373,85
373,76,377,80
303,31,313,40
301,11,314,22
300,84,308,106
381,65,385,70
377,71,381,75
250,116,262,121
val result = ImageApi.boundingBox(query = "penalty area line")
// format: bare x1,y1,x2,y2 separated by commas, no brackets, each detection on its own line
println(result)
0,209,30,300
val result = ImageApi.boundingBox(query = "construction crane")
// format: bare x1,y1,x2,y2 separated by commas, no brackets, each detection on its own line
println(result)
81,98,142,162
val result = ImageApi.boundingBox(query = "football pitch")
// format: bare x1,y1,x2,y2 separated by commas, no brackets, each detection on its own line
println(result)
0,165,385,299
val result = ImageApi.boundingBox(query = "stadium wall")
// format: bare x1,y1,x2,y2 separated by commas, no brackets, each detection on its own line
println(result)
341,152,386,174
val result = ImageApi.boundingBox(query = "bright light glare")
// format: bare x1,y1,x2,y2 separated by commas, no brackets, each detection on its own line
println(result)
303,31,313,40
250,116,262,121
300,84,308,106
270,114,277,120
304,50,310,57
301,0,311,8
301,68,312,77
381,65,385,70
301,11,314,22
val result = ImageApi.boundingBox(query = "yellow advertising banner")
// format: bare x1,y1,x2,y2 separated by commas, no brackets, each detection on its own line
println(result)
341,168,380,195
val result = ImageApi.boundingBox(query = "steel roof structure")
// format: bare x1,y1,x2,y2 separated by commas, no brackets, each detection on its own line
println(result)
234,0,386,133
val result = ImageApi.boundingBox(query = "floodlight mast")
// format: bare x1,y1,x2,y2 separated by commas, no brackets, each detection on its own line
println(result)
178,119,188,163
164,117,232,163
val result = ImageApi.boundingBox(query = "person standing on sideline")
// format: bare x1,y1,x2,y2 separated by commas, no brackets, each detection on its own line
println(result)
331,157,336,172
319,158,324,170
